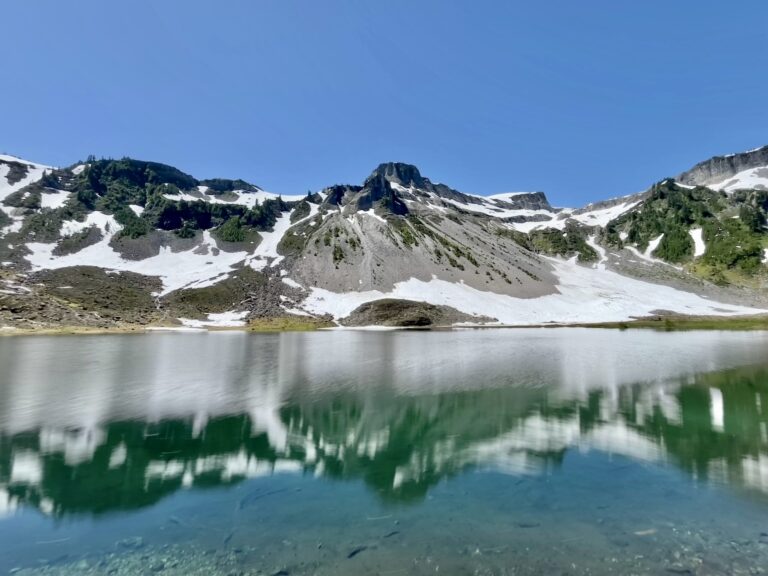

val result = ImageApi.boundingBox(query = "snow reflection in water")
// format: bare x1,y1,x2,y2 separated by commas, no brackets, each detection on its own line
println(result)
1,329,768,574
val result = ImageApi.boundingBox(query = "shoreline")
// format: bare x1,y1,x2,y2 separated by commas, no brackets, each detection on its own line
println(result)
3,313,768,336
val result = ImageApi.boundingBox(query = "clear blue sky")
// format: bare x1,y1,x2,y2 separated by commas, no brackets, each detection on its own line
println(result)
1,1,766,206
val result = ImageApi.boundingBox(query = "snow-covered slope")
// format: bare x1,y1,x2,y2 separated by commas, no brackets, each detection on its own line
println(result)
300,256,762,324
0,155,54,234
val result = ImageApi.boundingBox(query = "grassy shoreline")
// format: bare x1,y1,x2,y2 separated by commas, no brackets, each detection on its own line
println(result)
3,314,768,336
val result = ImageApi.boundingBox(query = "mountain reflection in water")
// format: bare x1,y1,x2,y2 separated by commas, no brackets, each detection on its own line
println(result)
1,329,767,519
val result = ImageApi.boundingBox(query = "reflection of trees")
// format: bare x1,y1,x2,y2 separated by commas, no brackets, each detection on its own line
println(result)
280,386,555,503
0,416,283,518
1,366,767,517
621,367,768,487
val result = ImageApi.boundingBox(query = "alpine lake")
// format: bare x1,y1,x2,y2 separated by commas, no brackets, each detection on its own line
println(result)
1,328,768,576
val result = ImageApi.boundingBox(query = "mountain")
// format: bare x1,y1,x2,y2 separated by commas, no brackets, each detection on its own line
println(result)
677,145,768,192
1,148,767,330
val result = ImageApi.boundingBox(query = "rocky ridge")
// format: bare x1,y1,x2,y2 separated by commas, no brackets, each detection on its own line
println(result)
1,148,767,329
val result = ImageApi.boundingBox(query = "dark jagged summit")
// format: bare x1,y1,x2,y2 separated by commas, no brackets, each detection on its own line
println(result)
367,162,428,189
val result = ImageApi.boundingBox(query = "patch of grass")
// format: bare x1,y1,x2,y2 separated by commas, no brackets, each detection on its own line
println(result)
277,230,306,257
0,326,149,337
247,317,334,332
571,315,768,331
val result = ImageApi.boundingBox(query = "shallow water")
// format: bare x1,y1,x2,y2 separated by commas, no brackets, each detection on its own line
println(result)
1,329,768,575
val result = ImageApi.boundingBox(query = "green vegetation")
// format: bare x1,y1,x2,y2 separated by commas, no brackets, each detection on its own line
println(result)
380,187,408,215
213,215,261,243
20,210,64,242
64,158,290,237
2,184,42,209
277,230,306,257
576,315,768,331
396,222,417,247
609,181,724,250
701,218,765,276
53,226,102,256
290,200,311,223
497,221,598,262
654,226,693,263
333,244,345,265
114,206,150,239
402,215,481,269
605,180,768,281
199,178,257,194
38,170,60,189
2,160,29,185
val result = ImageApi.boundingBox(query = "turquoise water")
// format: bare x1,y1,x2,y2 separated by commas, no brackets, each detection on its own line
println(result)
1,329,768,575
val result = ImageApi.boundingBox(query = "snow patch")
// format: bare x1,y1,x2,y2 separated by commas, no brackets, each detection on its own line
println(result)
280,305,312,317
361,208,387,224
39,189,70,210
145,326,206,333
247,211,294,271
60,211,119,237
164,188,305,209
585,236,607,270
26,227,249,296
179,310,249,328
710,167,768,193
302,256,765,325
442,197,557,221
645,234,664,258
508,218,559,233
486,191,534,201
1,157,50,205
624,234,672,267
247,204,319,271
689,228,706,258
569,200,642,228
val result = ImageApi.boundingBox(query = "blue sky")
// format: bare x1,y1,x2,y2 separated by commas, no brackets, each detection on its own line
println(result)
1,1,766,206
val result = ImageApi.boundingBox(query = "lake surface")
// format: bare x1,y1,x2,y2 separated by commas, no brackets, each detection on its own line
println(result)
1,329,768,575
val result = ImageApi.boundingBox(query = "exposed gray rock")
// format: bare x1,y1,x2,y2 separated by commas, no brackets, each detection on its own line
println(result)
677,145,768,188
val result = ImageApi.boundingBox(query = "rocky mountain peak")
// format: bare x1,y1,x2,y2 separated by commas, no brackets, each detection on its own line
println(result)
367,162,427,189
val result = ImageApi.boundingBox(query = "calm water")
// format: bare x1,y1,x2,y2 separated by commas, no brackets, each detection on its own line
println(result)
1,329,768,575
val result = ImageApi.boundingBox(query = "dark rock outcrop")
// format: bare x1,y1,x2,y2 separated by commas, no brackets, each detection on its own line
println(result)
340,298,496,327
